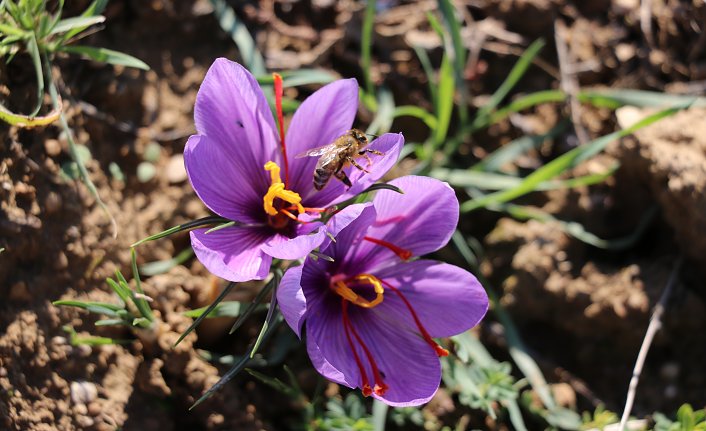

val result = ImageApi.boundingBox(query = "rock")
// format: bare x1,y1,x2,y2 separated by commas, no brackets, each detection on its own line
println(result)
166,154,187,183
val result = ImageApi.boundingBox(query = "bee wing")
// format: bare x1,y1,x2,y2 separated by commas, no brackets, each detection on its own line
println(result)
295,143,337,159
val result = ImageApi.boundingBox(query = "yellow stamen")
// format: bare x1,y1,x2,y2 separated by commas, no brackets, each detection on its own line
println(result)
332,274,384,308
263,161,305,216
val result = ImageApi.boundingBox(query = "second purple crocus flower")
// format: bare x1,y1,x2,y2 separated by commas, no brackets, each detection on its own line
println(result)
277,176,489,406
184,58,403,282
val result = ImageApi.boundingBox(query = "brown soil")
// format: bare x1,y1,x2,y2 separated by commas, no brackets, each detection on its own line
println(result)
2,0,706,429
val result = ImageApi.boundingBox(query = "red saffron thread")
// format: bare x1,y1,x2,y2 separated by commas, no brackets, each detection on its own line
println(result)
363,236,413,260
342,301,389,395
342,299,373,396
273,73,290,187
380,279,449,357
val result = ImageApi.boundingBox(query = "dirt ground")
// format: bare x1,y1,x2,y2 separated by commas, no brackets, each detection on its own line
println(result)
1,0,705,430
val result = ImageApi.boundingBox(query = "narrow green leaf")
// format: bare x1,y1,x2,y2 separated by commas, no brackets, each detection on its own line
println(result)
94,319,127,326
250,296,279,358
190,313,279,409
139,248,194,276
229,271,280,334
0,99,60,127
366,86,395,135
176,281,237,346
438,0,468,124
57,45,149,70
131,216,229,247
360,0,376,95
372,399,389,431
26,32,44,117
60,0,108,42
412,45,438,109
433,54,454,148
245,368,297,397
461,104,686,212
256,69,337,87
209,0,265,75
472,120,569,172
183,301,247,318
0,22,27,36
393,105,437,130
50,15,104,35
130,248,154,322
53,300,123,316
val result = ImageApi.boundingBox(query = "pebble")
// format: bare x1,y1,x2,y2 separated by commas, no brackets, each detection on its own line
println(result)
44,191,63,214
71,381,98,405
44,139,62,156
166,154,187,183
87,402,102,416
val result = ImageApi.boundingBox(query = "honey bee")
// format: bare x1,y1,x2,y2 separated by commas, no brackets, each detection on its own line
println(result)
296,129,384,190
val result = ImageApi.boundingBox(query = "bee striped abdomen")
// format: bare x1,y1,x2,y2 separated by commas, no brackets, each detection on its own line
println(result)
314,168,332,190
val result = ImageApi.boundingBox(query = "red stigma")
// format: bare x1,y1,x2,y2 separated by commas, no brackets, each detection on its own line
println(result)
273,73,290,187
341,300,389,396
380,279,449,357
363,236,412,260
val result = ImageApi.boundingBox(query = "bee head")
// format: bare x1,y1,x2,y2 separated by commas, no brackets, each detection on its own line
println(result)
351,129,369,145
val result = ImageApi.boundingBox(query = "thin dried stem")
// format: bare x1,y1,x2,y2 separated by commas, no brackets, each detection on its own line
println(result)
618,257,684,431
554,19,590,146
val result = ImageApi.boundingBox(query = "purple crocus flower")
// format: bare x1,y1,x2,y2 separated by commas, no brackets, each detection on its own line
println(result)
277,176,489,406
184,58,403,282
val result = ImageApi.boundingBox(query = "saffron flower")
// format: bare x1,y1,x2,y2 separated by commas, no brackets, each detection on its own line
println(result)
185,58,403,282
277,176,489,406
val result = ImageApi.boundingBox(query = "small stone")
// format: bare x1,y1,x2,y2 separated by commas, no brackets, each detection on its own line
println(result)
44,191,62,214
44,139,62,156
166,154,187,183
71,381,98,405
76,416,94,428
53,252,68,270
87,402,101,416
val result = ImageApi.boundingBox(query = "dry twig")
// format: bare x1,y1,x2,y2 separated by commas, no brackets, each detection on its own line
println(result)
618,257,684,431
554,19,590,145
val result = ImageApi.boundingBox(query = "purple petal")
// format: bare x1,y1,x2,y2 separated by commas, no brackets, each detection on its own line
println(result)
285,79,359,198
305,298,441,406
366,175,458,258
317,203,371,252
260,227,327,260
193,58,278,195
190,227,271,282
184,134,262,223
307,133,405,208
277,265,306,337
374,260,489,337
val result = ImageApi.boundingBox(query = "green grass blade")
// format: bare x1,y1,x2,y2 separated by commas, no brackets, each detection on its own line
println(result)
580,89,706,109
255,69,336,87
139,248,194,276
52,300,122,316
50,15,104,35
106,276,130,304
42,53,118,237
465,39,545,136
461,103,686,212
183,301,247,319
250,291,279,358
130,216,229,247
229,270,281,334
412,45,438,109
360,0,376,95
176,281,236,347
392,105,437,130
130,248,154,322
60,0,107,42
209,0,265,75
26,32,44,116
0,99,60,126
190,311,280,410
433,53,454,148
438,0,468,124
472,120,569,172
366,86,395,135
57,45,149,70
372,399,388,431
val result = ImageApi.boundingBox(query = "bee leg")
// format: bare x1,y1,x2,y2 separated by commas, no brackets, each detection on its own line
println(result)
359,149,384,156
334,169,352,187
347,156,370,173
